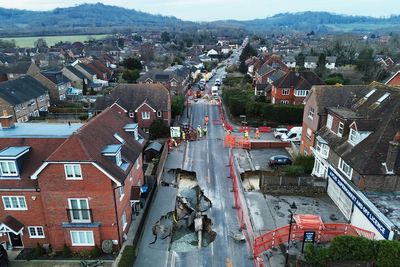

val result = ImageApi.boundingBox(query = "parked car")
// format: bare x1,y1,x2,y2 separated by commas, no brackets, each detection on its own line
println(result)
214,79,222,86
0,245,8,267
273,128,288,139
280,127,302,142
268,155,292,167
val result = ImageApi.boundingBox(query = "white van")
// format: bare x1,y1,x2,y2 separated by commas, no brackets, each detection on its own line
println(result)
280,127,302,142
211,86,219,98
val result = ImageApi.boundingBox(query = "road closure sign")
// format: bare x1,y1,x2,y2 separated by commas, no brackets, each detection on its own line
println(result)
170,127,181,138
303,231,316,243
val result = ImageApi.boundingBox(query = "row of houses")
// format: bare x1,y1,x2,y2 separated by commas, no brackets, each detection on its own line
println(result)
300,82,400,240
0,103,148,252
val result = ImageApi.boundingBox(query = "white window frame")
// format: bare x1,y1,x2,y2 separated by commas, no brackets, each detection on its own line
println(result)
28,226,45,238
281,100,289,104
142,111,150,120
116,151,122,166
308,107,315,120
316,141,329,158
282,88,290,95
0,161,18,177
64,164,82,180
136,158,140,170
157,110,162,117
2,196,27,210
122,211,127,231
339,158,353,179
70,231,95,246
338,122,344,137
348,128,359,146
118,186,124,201
68,198,91,223
326,114,333,130
295,90,308,97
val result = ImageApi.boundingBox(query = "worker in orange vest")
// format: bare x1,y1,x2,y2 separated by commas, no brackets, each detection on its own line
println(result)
255,128,260,139
244,130,249,139
204,115,209,126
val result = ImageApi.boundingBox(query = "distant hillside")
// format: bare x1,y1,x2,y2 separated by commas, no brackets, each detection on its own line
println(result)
211,12,400,33
0,3,195,36
0,5,400,37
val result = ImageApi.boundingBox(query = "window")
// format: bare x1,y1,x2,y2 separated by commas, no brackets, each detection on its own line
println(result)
28,226,44,238
308,107,315,120
338,122,344,137
282,88,290,95
64,164,82,180
349,129,359,145
128,111,134,118
0,161,18,177
136,158,140,169
339,158,353,179
326,114,333,129
116,151,122,166
118,186,124,200
68,199,90,223
142,111,150,120
122,211,127,231
295,90,308,97
316,141,329,158
281,100,289,104
364,89,376,99
376,92,390,104
306,128,312,139
70,231,94,246
2,196,27,210
157,110,162,117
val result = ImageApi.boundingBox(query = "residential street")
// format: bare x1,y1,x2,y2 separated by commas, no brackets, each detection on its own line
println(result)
134,66,253,267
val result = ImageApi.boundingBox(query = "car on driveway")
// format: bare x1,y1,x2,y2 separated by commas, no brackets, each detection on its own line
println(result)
268,155,292,166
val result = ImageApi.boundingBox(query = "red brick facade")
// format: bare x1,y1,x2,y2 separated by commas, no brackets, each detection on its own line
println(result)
0,104,146,252
136,103,156,129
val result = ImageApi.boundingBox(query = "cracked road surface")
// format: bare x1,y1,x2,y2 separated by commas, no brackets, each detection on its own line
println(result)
134,68,253,267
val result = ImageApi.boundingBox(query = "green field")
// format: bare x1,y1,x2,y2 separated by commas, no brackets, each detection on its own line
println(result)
0,34,110,48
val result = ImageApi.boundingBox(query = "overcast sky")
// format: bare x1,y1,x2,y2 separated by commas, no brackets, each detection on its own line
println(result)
0,0,399,21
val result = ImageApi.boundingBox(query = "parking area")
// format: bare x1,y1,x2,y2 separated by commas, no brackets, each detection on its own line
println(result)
233,148,291,173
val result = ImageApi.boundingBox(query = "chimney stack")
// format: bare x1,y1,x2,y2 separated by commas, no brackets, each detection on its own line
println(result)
386,132,400,173
0,110,15,129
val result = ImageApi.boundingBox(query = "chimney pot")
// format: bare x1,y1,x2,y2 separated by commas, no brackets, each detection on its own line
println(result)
0,110,15,129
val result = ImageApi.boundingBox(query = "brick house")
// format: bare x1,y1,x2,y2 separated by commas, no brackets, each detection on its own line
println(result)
271,70,324,105
95,84,171,130
309,84,400,240
300,84,369,155
385,70,400,86
0,104,147,251
0,76,50,122
137,69,187,94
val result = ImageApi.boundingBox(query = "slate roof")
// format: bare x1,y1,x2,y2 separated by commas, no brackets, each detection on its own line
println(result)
317,83,400,175
0,61,32,75
78,63,97,75
256,62,274,76
305,56,318,63
137,69,180,83
273,70,324,90
0,75,48,105
66,65,86,79
95,83,170,112
41,70,70,85
326,56,337,64
1,215,24,233
47,104,147,184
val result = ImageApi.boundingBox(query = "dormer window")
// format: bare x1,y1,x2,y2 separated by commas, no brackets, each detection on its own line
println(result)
116,151,122,166
123,123,142,142
364,89,376,100
114,133,125,144
338,122,344,137
0,146,30,179
326,114,333,130
349,129,359,145
102,144,128,171
64,164,82,180
0,161,18,177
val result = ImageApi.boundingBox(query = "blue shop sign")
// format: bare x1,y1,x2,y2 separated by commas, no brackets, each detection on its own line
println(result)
328,168,390,239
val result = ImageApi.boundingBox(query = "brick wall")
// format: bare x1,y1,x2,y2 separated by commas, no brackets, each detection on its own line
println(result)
136,105,156,129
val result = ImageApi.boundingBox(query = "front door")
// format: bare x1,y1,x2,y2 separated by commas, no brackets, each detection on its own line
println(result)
8,232,22,247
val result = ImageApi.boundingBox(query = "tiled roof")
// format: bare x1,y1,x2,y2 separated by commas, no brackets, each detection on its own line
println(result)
0,75,48,105
317,83,400,175
65,66,86,79
273,70,324,90
47,104,147,184
0,137,66,189
95,83,170,113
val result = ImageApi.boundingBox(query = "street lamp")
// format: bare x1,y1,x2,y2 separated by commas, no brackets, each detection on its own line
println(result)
285,202,297,267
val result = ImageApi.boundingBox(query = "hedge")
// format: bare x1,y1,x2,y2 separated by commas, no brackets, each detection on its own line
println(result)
304,235,400,267
118,245,135,267
223,88,304,124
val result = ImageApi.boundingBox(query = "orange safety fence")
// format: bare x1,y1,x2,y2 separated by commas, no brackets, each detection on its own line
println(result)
224,135,236,148
238,137,251,150
253,222,375,257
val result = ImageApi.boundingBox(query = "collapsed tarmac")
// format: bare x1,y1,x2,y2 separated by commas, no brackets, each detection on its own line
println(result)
151,169,216,252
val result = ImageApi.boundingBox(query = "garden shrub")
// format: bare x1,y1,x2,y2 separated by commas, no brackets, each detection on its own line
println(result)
118,245,135,267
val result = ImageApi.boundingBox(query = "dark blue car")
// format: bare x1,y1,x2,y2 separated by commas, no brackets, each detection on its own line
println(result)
268,155,292,166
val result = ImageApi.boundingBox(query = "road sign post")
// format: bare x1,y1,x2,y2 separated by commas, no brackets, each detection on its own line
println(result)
301,231,316,253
